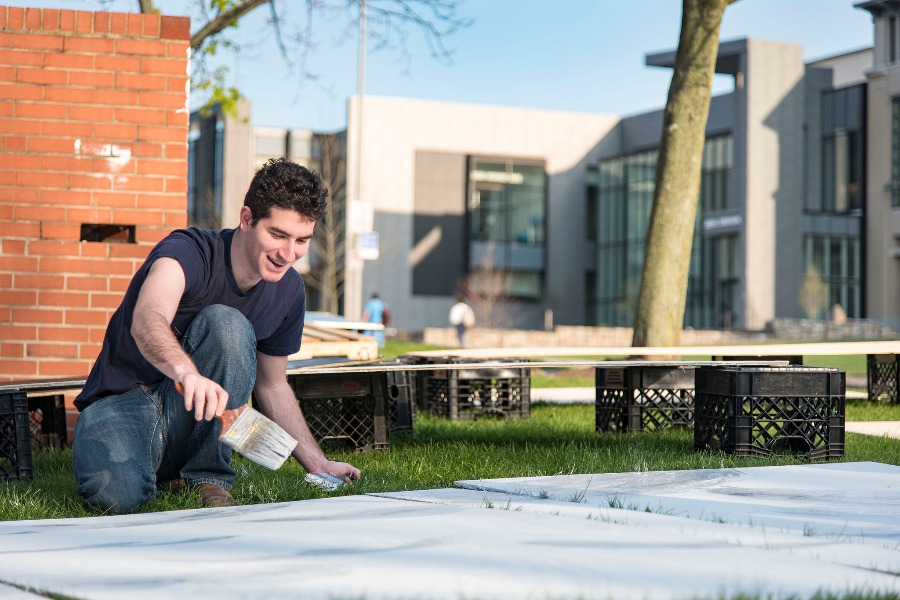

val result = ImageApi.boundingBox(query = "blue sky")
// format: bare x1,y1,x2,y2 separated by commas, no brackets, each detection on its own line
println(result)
6,1,876,131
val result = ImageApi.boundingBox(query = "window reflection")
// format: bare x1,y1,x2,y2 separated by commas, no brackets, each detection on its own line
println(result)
467,157,546,299
586,136,735,328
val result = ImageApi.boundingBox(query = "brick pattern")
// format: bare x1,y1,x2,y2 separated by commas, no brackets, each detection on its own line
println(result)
0,6,189,399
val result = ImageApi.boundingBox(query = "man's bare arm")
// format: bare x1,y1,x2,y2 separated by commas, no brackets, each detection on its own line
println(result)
131,257,228,421
253,352,361,481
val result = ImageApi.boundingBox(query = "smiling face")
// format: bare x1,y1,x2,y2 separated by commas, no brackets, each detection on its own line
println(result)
232,205,316,292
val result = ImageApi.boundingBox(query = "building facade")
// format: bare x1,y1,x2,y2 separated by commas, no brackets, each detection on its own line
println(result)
858,0,900,332
189,28,897,334
588,39,868,331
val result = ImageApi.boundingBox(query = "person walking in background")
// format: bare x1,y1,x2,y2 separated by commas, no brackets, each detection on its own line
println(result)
361,292,389,351
448,296,475,347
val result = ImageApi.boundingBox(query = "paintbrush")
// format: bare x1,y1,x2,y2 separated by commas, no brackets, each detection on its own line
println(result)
176,382,298,470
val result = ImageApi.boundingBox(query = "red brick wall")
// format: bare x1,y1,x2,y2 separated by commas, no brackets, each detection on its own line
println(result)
0,7,189,392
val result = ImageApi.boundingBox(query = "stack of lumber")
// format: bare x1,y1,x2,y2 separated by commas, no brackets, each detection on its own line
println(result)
289,319,380,362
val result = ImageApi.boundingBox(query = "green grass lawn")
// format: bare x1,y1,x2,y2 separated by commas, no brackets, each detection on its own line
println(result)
803,353,868,376
382,341,874,388
3,398,899,522
381,339,449,360
2,341,893,520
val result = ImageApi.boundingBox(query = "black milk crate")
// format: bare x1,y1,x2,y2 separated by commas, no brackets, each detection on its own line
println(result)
406,355,489,412
867,354,899,403
404,355,493,413
28,394,68,451
377,358,417,434
0,390,32,481
595,366,695,433
387,370,416,434
401,355,436,412
287,372,389,452
694,366,845,460
425,365,531,420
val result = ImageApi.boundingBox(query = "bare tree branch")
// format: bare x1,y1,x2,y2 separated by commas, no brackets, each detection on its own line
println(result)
268,0,293,66
191,0,271,51
306,132,348,312
137,0,156,14
185,0,469,116
456,243,520,329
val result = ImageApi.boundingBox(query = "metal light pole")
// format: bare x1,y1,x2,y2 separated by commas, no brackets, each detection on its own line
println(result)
344,0,366,319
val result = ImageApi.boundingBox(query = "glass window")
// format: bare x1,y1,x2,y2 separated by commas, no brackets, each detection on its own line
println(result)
822,92,834,133
891,16,898,63
187,123,199,221
893,97,900,207
213,118,224,225
846,88,861,131
711,235,740,329
700,136,732,213
469,158,545,246
467,157,546,300
185,115,221,229
803,234,861,318
256,134,285,157
255,132,287,171
588,135,735,327
821,85,865,212
466,268,542,301
586,185,598,242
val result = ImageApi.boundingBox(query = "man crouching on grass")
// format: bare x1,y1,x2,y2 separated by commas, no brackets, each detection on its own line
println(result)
72,158,360,514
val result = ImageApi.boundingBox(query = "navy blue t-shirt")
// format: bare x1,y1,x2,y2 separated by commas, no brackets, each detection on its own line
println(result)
75,228,306,410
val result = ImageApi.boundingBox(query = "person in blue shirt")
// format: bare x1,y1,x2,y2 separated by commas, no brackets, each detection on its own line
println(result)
361,292,388,350
72,158,360,514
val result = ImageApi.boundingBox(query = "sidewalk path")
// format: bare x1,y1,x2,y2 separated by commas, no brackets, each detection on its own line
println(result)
845,421,900,438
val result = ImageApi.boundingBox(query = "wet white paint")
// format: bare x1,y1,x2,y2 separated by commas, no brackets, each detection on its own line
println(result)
0,462,897,599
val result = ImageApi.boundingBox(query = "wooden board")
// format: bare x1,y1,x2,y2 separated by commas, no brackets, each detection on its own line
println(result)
292,324,378,361
0,360,792,393
285,360,790,376
408,340,900,359
288,339,379,361
306,319,383,331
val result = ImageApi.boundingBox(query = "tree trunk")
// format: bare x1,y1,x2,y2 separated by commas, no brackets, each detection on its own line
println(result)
307,133,346,314
631,0,735,348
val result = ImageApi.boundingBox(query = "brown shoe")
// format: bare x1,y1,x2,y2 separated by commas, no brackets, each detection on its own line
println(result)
196,483,237,508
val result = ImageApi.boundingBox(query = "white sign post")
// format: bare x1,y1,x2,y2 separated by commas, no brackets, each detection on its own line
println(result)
347,199,374,234
357,231,380,260
346,199,374,271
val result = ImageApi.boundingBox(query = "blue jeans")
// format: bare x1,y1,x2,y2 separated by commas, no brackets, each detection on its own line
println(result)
72,305,257,514
363,326,385,349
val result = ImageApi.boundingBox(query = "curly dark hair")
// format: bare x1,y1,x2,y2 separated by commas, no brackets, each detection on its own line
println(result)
243,158,328,225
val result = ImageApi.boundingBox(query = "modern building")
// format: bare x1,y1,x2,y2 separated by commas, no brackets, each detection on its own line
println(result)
189,26,898,333
857,0,900,332
588,39,868,331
